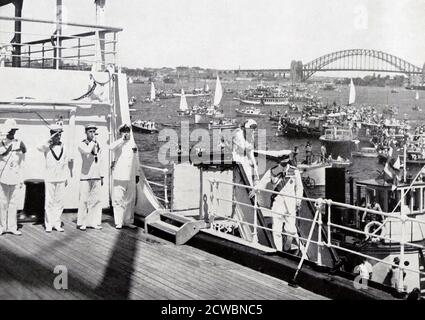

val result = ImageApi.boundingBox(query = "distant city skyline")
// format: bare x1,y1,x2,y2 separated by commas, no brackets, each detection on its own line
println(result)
1,0,424,71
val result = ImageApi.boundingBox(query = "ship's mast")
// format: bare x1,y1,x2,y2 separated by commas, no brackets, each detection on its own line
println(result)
94,0,107,71
95,0,106,25
54,0,63,69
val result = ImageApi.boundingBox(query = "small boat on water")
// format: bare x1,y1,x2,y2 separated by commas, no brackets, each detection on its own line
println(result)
208,118,238,130
145,82,160,103
132,120,159,133
235,108,267,118
319,126,359,159
322,82,336,91
177,89,191,116
329,156,352,167
129,96,137,106
351,147,378,158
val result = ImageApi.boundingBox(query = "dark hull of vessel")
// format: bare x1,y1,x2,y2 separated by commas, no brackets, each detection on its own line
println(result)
132,124,159,134
281,124,322,138
235,110,267,118
321,140,356,158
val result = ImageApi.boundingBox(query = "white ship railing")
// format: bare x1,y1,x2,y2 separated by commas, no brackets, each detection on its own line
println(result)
208,178,425,292
141,164,169,209
0,16,122,70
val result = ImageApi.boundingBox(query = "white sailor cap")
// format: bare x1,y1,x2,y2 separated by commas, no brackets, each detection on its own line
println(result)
244,119,257,129
85,123,98,131
118,123,131,132
49,124,63,135
3,119,19,132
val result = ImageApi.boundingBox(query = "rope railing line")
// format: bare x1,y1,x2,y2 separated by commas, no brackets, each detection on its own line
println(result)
210,178,404,219
209,214,320,247
215,196,315,223
141,164,169,173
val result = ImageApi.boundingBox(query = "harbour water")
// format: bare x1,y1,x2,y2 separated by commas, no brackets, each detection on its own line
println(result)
131,81,425,197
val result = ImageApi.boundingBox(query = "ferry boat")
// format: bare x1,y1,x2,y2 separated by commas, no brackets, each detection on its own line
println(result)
278,116,327,138
322,82,336,91
351,147,379,158
236,96,291,106
208,118,238,130
2,0,425,301
172,89,210,97
319,127,359,158
235,108,267,118
131,120,159,134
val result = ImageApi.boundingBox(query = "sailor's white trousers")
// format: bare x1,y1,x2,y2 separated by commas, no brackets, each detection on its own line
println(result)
45,181,66,229
0,182,19,233
77,179,102,227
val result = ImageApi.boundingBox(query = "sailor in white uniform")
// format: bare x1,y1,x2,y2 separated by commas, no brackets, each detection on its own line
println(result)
0,119,26,236
37,125,72,233
77,124,103,231
232,119,260,185
110,124,140,229
253,155,304,252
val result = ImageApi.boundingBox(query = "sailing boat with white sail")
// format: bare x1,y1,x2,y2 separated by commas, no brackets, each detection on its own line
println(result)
348,78,356,105
213,75,223,107
204,81,210,93
177,89,190,116
150,82,157,102
145,82,159,102
413,91,422,111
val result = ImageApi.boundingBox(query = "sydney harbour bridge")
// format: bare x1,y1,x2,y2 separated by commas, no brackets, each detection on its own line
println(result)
233,49,425,84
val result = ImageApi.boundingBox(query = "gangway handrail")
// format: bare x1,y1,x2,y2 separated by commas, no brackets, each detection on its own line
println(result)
208,177,425,292
140,164,170,209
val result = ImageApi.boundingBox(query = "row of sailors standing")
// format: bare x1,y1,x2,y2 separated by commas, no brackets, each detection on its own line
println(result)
0,119,140,236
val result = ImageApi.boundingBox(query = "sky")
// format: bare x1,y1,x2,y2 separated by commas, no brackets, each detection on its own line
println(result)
0,0,424,70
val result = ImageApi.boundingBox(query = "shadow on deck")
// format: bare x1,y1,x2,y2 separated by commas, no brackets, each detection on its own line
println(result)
0,213,326,300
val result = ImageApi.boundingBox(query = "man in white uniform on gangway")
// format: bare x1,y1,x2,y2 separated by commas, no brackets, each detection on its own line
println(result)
253,154,304,252
110,124,140,229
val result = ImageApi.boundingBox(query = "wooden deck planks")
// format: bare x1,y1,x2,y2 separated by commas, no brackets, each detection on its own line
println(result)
0,213,327,300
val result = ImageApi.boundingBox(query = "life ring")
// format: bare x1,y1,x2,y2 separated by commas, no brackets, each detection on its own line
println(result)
364,221,385,242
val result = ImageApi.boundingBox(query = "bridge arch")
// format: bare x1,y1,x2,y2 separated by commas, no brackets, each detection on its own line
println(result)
302,49,422,81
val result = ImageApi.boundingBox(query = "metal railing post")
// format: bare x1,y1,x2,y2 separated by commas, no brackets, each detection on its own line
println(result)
317,200,323,266
163,170,169,209
77,38,81,69
327,200,332,247
252,188,259,244
41,44,45,68
398,212,407,292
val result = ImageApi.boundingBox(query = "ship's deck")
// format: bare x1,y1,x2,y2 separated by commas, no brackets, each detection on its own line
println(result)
0,213,327,300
